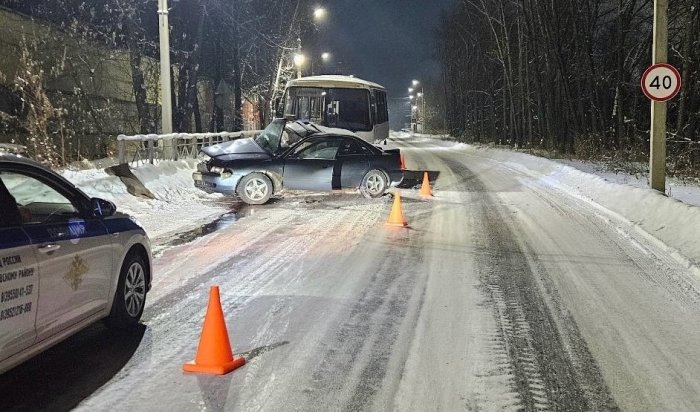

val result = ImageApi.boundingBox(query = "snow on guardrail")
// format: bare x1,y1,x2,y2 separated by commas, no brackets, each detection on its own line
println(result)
116,130,262,164
116,131,256,141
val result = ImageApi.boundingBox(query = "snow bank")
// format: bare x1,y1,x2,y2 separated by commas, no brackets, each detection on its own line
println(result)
61,160,227,241
452,142,700,273
555,159,700,208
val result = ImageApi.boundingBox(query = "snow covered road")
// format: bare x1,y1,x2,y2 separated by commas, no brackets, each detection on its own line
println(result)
4,135,700,411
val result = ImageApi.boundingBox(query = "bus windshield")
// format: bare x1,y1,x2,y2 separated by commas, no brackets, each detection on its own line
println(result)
283,87,372,132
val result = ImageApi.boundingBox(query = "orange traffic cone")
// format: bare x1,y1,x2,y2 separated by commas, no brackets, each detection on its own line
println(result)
183,286,245,375
400,154,407,170
419,172,433,198
386,191,409,227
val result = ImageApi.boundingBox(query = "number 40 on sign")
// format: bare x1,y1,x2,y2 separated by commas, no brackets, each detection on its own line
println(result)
641,63,682,102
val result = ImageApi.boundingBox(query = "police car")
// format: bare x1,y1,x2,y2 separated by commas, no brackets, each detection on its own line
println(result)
0,154,152,373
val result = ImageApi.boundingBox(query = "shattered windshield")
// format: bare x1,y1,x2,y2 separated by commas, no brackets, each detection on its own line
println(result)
253,118,286,154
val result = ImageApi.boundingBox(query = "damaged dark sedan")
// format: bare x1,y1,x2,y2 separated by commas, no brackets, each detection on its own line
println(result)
192,119,403,204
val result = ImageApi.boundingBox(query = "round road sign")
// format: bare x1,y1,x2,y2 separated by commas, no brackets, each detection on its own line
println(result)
641,63,682,102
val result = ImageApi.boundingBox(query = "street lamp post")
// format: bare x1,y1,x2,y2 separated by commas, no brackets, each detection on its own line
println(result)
271,8,328,120
408,94,416,132
418,90,425,133
294,8,328,78
157,0,173,154
414,81,426,133
410,80,424,133
295,37,303,78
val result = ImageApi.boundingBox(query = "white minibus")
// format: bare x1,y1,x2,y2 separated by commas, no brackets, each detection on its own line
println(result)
280,75,389,143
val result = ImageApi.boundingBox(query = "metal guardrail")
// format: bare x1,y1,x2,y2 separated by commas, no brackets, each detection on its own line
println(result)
116,130,262,165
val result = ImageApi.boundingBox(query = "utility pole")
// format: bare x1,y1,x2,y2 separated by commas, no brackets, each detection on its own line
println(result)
158,0,174,154
649,0,668,192
421,87,425,133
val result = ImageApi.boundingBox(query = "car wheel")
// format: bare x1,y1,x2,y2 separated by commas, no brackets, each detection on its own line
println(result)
105,252,147,329
238,172,273,205
360,169,388,198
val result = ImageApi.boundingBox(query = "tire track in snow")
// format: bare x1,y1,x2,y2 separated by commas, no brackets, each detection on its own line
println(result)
298,227,430,411
437,154,618,411
76,196,390,411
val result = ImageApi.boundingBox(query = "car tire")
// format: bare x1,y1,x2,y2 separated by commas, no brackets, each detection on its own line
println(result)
105,252,148,329
360,169,388,198
238,172,273,205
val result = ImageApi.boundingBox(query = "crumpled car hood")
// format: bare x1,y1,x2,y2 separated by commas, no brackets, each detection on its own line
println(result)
201,138,267,158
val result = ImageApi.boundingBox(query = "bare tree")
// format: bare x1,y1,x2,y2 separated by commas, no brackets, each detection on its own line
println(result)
437,0,699,175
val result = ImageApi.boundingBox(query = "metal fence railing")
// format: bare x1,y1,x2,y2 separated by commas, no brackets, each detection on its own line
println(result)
116,130,262,165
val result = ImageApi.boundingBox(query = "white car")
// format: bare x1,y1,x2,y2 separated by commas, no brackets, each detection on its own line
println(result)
0,154,152,373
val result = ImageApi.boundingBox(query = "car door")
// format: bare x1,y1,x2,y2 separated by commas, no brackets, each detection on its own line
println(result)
334,138,370,189
0,178,39,363
283,137,342,191
1,169,113,341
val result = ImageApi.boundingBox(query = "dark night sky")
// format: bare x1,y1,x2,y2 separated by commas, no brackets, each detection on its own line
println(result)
315,0,455,128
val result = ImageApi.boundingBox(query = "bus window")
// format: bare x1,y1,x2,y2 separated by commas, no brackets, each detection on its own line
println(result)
326,89,371,131
284,88,324,123
327,101,340,127
374,90,388,124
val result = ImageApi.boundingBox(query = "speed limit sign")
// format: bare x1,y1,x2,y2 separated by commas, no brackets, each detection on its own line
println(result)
641,63,681,102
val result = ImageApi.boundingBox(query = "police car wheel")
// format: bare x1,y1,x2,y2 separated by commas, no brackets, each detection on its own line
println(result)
105,252,148,329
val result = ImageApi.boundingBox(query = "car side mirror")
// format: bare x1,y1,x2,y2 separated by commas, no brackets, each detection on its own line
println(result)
92,197,116,217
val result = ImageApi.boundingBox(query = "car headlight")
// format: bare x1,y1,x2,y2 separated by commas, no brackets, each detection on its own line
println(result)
197,152,211,162
210,166,232,178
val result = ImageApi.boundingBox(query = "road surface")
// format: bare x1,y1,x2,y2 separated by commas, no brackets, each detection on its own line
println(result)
3,135,700,411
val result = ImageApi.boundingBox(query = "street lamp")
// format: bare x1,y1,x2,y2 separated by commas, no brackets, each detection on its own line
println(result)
408,79,422,132
314,7,327,21
409,80,424,132
294,53,307,66
271,6,329,118
314,52,332,75
294,53,307,78
296,8,328,78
